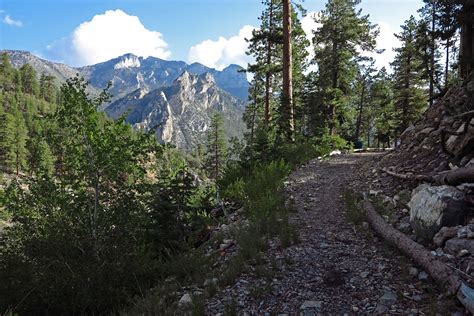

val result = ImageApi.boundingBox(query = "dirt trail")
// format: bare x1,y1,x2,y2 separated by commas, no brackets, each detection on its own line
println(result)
206,153,457,314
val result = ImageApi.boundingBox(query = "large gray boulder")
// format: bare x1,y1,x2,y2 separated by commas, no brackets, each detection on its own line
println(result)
409,184,466,241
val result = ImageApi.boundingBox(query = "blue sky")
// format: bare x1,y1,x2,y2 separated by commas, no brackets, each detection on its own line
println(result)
0,0,423,70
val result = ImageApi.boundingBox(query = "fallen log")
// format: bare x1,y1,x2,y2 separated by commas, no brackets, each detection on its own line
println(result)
381,167,474,185
363,199,474,313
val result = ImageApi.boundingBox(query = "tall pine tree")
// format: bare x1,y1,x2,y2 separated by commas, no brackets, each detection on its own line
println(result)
391,16,428,140
310,0,378,135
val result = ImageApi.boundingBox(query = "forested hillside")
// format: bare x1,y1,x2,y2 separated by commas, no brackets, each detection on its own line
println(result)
1,0,473,314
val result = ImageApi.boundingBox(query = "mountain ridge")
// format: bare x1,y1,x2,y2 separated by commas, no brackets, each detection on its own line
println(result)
2,50,249,102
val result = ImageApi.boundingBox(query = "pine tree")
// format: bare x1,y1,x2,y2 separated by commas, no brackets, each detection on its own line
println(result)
368,68,396,147
205,112,228,181
391,16,428,139
310,0,378,135
435,1,460,88
246,0,309,139
247,0,280,127
39,73,56,103
417,1,443,106
36,139,55,177
354,58,377,143
282,0,295,141
0,53,15,91
19,64,39,96
6,107,29,175
0,103,8,168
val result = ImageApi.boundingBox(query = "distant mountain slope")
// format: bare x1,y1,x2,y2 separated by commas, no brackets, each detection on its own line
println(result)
3,50,249,102
3,50,78,82
78,54,249,101
106,71,246,150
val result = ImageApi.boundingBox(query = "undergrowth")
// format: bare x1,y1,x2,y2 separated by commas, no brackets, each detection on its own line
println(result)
342,190,366,225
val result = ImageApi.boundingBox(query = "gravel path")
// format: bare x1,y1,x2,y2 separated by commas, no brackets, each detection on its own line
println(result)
206,153,457,314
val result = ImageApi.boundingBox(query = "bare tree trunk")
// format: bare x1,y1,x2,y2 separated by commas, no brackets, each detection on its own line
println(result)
363,200,461,294
363,199,474,313
250,88,258,143
282,0,294,141
459,3,474,79
381,166,474,185
354,83,366,141
445,38,451,90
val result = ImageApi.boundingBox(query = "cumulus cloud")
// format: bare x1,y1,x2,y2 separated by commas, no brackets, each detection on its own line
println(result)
45,9,170,66
188,25,256,70
367,22,400,71
3,14,23,27
301,12,321,60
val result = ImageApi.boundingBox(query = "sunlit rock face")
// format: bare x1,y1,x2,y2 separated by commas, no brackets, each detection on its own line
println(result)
105,71,245,150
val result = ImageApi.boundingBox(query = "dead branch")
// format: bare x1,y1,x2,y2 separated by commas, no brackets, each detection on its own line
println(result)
381,167,474,185
363,199,474,313
454,110,474,119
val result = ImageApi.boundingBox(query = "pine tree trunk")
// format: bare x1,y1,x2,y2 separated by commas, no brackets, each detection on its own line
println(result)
445,38,450,90
354,83,366,141
363,200,461,296
264,1,274,126
459,2,474,79
429,3,436,107
282,0,294,141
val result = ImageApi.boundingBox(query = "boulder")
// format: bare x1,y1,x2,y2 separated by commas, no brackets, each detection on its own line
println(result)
433,226,461,247
409,184,466,241
445,118,474,158
444,238,474,256
178,293,192,306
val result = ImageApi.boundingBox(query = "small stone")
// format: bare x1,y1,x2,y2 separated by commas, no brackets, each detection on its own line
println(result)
319,242,330,249
352,306,359,312
178,293,192,306
362,222,370,229
379,290,397,305
458,249,470,257
412,294,423,302
300,300,323,309
360,271,370,278
408,267,419,276
457,226,473,238
374,304,388,313
418,271,429,280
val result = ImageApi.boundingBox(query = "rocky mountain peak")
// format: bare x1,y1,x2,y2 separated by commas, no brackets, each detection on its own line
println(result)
199,72,216,84
174,71,198,88
113,53,141,69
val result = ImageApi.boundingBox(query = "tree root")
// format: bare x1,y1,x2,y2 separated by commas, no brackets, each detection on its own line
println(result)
363,199,474,313
381,167,474,185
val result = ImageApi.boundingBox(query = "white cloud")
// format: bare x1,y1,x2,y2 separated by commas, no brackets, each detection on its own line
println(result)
45,9,170,66
188,25,256,70
364,21,400,71
3,14,23,27
301,12,321,61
